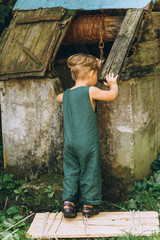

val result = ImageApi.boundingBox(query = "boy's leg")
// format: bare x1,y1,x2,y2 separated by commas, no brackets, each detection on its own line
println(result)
79,145,102,205
63,147,80,203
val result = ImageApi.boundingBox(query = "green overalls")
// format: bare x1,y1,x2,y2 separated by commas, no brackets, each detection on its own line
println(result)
63,86,102,205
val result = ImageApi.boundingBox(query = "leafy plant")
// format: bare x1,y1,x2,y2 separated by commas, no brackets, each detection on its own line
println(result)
147,171,160,191
124,170,160,218
152,153,160,171
0,173,25,191
129,177,148,194
0,206,32,240
54,199,63,212
44,185,55,198
14,187,28,215
14,187,28,202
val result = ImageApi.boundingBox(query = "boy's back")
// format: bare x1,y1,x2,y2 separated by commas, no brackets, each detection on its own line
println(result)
63,86,99,151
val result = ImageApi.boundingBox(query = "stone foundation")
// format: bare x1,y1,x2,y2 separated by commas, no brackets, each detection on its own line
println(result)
0,78,64,180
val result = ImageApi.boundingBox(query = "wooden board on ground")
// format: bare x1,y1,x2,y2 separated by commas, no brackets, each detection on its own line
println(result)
27,211,159,239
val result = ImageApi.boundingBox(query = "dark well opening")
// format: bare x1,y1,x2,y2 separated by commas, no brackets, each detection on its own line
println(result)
54,42,114,90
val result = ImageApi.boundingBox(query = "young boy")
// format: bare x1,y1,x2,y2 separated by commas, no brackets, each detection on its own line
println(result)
56,53,118,218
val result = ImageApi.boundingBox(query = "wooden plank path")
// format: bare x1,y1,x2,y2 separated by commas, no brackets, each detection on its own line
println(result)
27,211,159,239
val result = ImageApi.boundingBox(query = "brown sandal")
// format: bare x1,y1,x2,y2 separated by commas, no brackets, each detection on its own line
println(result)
63,201,77,218
83,205,100,217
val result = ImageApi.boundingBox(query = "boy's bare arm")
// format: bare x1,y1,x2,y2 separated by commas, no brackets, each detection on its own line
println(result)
90,73,118,102
56,93,63,103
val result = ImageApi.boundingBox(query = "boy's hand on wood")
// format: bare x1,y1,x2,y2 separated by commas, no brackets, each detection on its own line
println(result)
104,73,118,87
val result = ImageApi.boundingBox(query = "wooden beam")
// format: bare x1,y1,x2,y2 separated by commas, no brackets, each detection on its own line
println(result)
16,14,62,24
100,9,144,79
62,15,124,44
50,18,73,64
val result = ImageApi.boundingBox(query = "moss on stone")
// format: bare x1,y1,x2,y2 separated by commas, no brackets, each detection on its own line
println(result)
22,173,63,212
0,173,63,212
101,166,134,202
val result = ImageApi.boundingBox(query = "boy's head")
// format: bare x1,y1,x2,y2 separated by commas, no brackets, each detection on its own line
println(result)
67,53,101,81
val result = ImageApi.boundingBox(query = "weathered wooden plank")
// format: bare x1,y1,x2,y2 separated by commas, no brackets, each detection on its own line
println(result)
151,12,160,27
1,11,33,72
27,211,159,239
137,11,158,42
0,23,62,78
100,9,144,79
33,22,59,67
16,14,62,24
1,20,30,73
0,15,16,55
0,71,45,81
0,18,18,64
51,17,73,62
15,9,43,20
15,8,66,20
40,24,63,74
15,18,33,69
121,63,160,80
0,8,72,80
2,22,58,73
17,24,41,68
127,39,160,67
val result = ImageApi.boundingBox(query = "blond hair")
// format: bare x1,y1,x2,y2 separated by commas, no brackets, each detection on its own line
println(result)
67,53,101,80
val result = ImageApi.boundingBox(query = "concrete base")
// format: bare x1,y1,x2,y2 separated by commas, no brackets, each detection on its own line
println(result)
0,78,64,180
99,74,160,197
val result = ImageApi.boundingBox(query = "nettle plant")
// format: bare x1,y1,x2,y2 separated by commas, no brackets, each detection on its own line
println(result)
0,173,25,191
0,173,33,239
0,206,32,240
126,171,160,215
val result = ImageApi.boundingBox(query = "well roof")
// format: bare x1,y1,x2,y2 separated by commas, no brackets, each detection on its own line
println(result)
13,0,156,11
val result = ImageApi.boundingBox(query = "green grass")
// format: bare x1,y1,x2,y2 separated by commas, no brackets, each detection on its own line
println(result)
104,233,160,239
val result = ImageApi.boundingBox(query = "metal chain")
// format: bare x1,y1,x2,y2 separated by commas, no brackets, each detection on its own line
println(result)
99,15,105,59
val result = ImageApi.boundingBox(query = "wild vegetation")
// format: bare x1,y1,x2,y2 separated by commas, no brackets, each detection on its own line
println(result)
0,173,32,239
0,168,160,239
